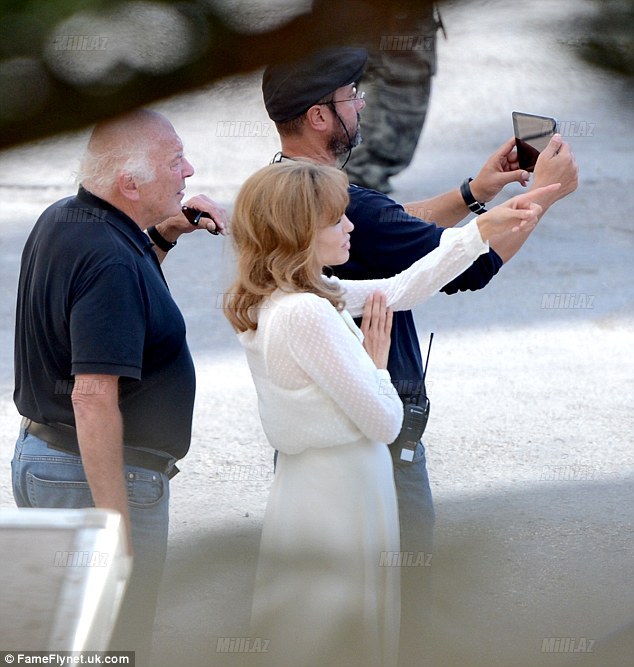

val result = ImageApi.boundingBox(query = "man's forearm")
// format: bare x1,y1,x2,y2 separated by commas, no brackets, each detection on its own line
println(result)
406,189,538,262
403,188,471,228
486,225,536,263
72,375,132,552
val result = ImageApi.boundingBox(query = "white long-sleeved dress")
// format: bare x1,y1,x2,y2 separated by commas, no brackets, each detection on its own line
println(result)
240,221,488,667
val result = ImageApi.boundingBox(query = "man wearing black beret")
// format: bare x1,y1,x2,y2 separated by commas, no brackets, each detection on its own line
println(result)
262,46,578,666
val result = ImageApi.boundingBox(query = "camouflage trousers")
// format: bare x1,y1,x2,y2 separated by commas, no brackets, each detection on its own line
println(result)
345,13,439,193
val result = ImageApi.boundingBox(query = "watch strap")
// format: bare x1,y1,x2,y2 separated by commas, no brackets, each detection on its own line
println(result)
147,225,177,252
460,177,487,215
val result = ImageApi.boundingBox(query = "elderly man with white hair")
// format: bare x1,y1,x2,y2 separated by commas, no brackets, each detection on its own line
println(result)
11,109,227,666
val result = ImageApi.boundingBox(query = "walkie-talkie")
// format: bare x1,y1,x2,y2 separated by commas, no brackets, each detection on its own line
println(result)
394,333,434,462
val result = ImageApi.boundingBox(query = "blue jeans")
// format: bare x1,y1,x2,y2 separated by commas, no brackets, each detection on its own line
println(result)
12,428,171,667
389,440,435,667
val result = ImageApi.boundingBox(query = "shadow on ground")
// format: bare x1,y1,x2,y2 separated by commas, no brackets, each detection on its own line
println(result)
152,476,633,666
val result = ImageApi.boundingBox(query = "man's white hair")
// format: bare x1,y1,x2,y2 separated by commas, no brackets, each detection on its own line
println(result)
77,147,156,192
76,109,171,193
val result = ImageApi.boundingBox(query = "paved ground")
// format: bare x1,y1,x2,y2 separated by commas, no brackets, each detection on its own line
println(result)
0,0,632,665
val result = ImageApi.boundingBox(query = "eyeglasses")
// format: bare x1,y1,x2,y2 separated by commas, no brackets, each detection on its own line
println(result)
321,88,366,106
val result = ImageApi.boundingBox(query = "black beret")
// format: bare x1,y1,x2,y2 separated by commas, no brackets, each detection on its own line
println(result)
262,47,368,123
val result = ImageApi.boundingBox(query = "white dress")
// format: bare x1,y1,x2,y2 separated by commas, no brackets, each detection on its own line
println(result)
239,221,488,667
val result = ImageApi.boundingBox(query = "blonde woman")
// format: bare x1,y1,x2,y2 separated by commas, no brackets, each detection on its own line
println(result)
224,161,555,667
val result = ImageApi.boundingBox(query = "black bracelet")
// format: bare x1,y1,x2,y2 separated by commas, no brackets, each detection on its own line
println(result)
147,225,177,252
460,178,487,215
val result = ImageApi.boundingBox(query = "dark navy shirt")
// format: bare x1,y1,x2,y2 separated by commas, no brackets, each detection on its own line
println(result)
332,185,503,402
14,187,196,458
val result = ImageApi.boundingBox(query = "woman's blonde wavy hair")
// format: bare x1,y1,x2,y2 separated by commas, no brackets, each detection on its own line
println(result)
224,160,349,332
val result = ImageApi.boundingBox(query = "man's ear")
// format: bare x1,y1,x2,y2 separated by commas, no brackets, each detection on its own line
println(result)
305,104,329,132
117,172,141,202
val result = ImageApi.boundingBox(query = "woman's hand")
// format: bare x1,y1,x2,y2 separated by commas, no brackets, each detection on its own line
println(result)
361,291,393,370
476,183,561,243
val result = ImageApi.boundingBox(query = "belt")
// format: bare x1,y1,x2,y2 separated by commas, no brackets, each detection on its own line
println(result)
21,417,180,479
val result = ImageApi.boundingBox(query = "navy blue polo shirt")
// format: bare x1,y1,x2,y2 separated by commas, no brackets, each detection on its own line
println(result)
332,185,503,401
14,186,196,458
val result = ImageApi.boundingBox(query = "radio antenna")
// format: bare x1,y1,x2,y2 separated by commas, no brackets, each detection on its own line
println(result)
422,332,434,384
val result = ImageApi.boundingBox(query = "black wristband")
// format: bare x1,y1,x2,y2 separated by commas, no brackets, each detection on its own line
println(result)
460,178,487,215
147,225,177,252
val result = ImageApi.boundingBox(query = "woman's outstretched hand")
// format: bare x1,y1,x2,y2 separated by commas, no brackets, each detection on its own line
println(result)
476,183,561,243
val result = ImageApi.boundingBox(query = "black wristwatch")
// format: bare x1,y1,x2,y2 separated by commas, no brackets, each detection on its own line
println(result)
460,177,487,215
147,225,177,252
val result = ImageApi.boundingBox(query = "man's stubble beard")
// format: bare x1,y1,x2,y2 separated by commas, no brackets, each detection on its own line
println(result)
328,113,362,157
